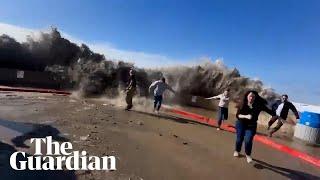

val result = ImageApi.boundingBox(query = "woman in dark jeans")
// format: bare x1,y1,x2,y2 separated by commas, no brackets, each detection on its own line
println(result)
233,90,275,163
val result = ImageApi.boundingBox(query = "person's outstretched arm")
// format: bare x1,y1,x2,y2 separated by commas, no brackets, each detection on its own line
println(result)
262,104,276,117
289,103,300,119
166,84,175,94
205,94,221,100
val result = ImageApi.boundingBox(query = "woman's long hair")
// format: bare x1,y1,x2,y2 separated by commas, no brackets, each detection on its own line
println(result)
238,90,267,109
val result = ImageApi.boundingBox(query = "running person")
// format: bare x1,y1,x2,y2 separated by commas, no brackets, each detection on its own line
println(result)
149,77,175,113
267,94,300,137
125,69,137,110
206,89,230,130
234,90,275,163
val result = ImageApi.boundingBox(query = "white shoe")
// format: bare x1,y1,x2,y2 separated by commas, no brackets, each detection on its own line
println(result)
155,110,159,114
233,151,239,157
246,155,253,163
217,128,221,131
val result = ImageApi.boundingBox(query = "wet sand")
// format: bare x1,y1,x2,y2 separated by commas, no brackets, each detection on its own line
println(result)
0,91,319,180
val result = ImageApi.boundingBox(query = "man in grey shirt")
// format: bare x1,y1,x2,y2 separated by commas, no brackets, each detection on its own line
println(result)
206,89,230,130
149,77,175,113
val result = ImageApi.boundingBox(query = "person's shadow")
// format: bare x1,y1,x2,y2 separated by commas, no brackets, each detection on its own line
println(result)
0,118,68,148
253,159,320,180
11,124,69,148
0,119,77,180
0,141,77,180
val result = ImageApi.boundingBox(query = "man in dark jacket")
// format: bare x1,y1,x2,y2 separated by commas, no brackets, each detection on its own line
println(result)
268,94,300,137
125,69,137,110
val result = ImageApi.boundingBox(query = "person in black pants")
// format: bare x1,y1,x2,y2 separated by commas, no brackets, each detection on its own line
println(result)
267,94,300,137
234,90,275,163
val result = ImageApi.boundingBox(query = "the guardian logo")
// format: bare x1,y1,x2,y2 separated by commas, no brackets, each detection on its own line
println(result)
10,136,116,171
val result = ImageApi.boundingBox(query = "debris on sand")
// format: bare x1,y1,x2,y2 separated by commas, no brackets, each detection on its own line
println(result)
69,99,77,103
84,107,91,110
37,97,47,100
183,142,188,145
129,177,144,180
137,121,144,125
41,120,57,124
80,134,90,141
173,134,178,138
60,133,70,137
92,137,100,141
6,94,17,97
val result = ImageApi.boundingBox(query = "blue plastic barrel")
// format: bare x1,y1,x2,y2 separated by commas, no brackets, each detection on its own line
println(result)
298,111,320,128
294,111,320,144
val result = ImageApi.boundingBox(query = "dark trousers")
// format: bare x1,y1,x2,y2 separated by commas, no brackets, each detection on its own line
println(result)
235,120,257,156
154,95,163,111
268,116,284,134
125,87,136,109
217,107,228,127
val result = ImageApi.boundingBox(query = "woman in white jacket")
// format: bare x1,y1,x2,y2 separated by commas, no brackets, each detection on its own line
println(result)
206,89,230,130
